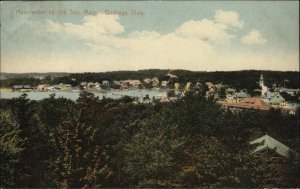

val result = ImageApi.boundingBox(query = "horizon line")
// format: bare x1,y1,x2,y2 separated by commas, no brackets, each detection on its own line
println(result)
1,69,300,74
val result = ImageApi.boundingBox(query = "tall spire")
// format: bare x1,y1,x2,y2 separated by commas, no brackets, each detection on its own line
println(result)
259,74,268,96
259,74,264,86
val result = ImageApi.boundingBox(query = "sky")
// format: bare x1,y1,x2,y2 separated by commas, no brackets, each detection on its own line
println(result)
1,1,299,73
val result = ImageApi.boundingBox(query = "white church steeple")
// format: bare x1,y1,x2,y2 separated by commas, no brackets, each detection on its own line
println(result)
259,74,268,96
259,74,264,87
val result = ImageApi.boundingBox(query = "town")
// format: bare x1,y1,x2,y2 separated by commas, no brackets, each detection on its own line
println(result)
7,72,300,115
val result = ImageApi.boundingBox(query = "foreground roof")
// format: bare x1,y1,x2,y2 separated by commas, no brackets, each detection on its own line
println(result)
250,134,290,157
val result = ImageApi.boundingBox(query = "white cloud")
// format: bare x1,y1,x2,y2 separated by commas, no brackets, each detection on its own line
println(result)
241,29,267,45
46,13,124,39
214,10,244,28
44,14,221,69
174,19,234,43
46,13,236,45
128,31,161,39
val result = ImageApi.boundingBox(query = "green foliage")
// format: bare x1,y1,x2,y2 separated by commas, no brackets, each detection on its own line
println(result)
0,90,299,187
123,114,185,187
49,118,112,188
9,94,51,187
218,86,226,98
281,151,300,187
0,78,40,88
0,110,23,188
167,90,175,98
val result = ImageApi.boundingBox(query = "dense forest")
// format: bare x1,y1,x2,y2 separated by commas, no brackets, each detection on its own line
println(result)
1,89,299,188
1,70,299,92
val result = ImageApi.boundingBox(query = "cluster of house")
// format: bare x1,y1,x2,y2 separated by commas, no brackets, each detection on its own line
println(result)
142,77,160,88
79,77,178,91
79,82,102,91
219,74,300,115
113,80,143,89
11,72,180,92
10,74,300,114
12,83,74,92
204,82,225,99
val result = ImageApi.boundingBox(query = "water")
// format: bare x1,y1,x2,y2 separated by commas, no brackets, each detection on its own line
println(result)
0,89,168,101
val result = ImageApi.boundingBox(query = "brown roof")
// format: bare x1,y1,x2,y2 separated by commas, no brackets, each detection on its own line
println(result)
223,98,271,111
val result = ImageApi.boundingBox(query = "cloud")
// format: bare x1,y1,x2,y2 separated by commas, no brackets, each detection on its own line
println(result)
46,13,124,39
46,11,238,45
4,10,296,73
241,29,267,44
44,13,221,66
128,31,161,39
174,19,234,43
214,10,244,28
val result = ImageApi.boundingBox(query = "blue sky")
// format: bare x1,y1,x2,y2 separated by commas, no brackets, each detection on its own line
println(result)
1,1,299,73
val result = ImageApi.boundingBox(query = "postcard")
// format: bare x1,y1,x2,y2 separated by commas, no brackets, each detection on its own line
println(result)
0,1,299,188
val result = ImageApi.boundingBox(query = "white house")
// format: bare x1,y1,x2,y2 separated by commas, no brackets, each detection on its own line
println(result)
265,92,285,105
152,77,160,87
143,78,152,84
102,80,110,87
128,80,142,88
161,81,168,87
60,84,72,91
36,84,50,91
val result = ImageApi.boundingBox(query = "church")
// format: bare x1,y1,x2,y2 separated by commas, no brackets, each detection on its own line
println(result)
259,74,285,105
259,74,268,97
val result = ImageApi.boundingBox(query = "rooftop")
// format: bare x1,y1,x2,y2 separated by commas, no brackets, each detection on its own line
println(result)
250,134,290,157
223,98,271,111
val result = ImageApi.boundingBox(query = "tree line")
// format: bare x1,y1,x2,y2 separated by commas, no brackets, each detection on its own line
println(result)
1,70,299,92
0,91,299,188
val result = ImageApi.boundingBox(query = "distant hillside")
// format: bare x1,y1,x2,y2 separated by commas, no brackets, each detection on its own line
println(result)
0,72,71,80
68,69,299,91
